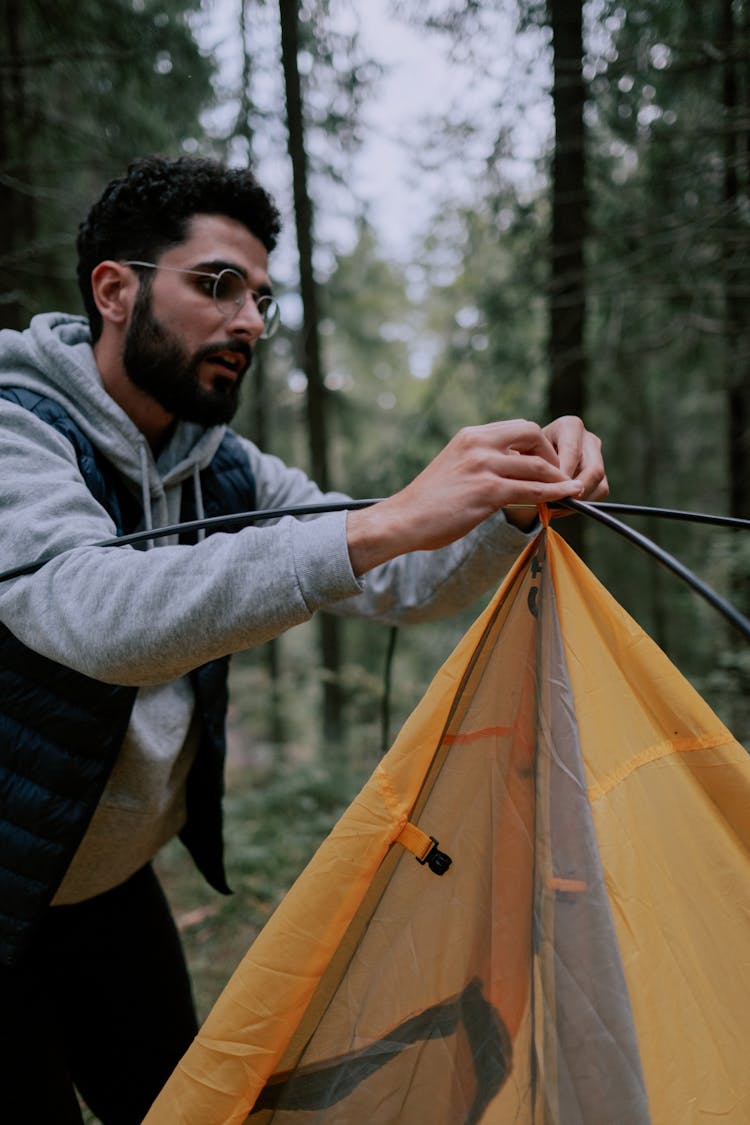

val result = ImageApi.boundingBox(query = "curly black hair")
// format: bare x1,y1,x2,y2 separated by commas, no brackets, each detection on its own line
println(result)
77,155,282,340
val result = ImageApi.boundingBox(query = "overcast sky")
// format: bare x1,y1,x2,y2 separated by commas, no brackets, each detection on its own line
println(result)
351,2,479,257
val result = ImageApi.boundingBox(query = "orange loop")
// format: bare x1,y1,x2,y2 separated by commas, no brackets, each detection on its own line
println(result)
544,503,573,524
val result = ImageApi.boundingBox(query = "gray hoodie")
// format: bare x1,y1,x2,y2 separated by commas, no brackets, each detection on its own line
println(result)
0,312,532,902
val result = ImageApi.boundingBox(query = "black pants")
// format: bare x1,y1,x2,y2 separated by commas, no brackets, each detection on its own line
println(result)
1,864,199,1125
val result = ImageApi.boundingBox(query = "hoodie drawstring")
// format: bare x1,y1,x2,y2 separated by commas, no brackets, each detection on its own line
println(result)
137,436,207,548
138,437,155,550
192,464,206,543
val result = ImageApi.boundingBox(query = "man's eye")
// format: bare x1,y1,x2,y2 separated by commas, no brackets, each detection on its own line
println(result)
195,277,215,297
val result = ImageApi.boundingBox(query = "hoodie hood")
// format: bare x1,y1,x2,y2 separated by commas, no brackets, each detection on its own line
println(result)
0,312,228,530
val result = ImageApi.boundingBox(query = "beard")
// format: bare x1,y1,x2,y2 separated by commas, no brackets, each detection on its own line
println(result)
123,288,252,426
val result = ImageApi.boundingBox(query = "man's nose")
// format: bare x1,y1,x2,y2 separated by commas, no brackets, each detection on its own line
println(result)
226,295,265,340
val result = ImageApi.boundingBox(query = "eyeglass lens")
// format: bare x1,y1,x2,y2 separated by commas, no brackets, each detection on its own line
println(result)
213,270,280,338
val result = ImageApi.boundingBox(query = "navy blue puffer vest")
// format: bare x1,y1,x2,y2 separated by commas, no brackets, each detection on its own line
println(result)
0,388,257,966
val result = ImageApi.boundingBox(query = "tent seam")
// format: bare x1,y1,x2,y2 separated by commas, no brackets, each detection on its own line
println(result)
588,732,735,801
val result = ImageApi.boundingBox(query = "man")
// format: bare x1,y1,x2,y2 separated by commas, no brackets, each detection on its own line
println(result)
0,155,607,1123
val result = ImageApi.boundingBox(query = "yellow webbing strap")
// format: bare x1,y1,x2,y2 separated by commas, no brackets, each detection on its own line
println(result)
395,821,435,863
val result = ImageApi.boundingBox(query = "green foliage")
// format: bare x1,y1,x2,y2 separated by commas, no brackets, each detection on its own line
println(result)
317,217,418,495
364,0,750,735
392,0,498,40
0,0,215,324
580,0,747,681
416,195,549,433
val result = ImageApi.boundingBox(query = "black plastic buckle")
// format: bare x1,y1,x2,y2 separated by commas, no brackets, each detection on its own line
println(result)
417,836,452,876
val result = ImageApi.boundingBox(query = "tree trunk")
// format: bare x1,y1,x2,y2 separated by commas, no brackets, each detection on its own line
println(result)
251,348,287,747
721,0,750,735
723,0,750,524
235,0,286,748
279,0,343,744
547,0,588,556
0,0,35,330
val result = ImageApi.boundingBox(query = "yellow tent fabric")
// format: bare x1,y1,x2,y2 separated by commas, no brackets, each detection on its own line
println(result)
144,525,750,1125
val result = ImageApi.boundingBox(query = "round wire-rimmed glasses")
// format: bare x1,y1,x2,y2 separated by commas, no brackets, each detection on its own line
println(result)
125,260,281,339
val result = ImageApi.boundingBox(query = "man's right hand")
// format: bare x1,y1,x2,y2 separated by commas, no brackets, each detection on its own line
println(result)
346,417,602,577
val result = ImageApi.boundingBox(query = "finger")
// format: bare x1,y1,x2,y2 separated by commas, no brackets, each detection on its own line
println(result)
570,432,608,499
492,451,571,484
475,421,562,468
581,473,609,501
542,415,585,478
501,477,588,507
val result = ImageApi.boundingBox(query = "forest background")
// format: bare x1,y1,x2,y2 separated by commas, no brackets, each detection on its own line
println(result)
3,0,750,1046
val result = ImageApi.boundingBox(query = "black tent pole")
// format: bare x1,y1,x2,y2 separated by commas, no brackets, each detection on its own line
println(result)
559,498,750,642
575,501,750,531
2,497,750,642
0,500,383,583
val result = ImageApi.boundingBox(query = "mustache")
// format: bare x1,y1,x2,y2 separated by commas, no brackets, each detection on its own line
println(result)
192,338,253,375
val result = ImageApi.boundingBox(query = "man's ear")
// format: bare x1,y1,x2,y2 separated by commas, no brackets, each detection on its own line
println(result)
90,261,138,329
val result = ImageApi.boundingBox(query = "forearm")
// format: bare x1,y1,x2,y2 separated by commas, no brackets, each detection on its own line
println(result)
1,512,362,685
336,508,536,625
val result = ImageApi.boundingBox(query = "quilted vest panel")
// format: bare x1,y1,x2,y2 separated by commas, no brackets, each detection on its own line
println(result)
0,388,256,965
